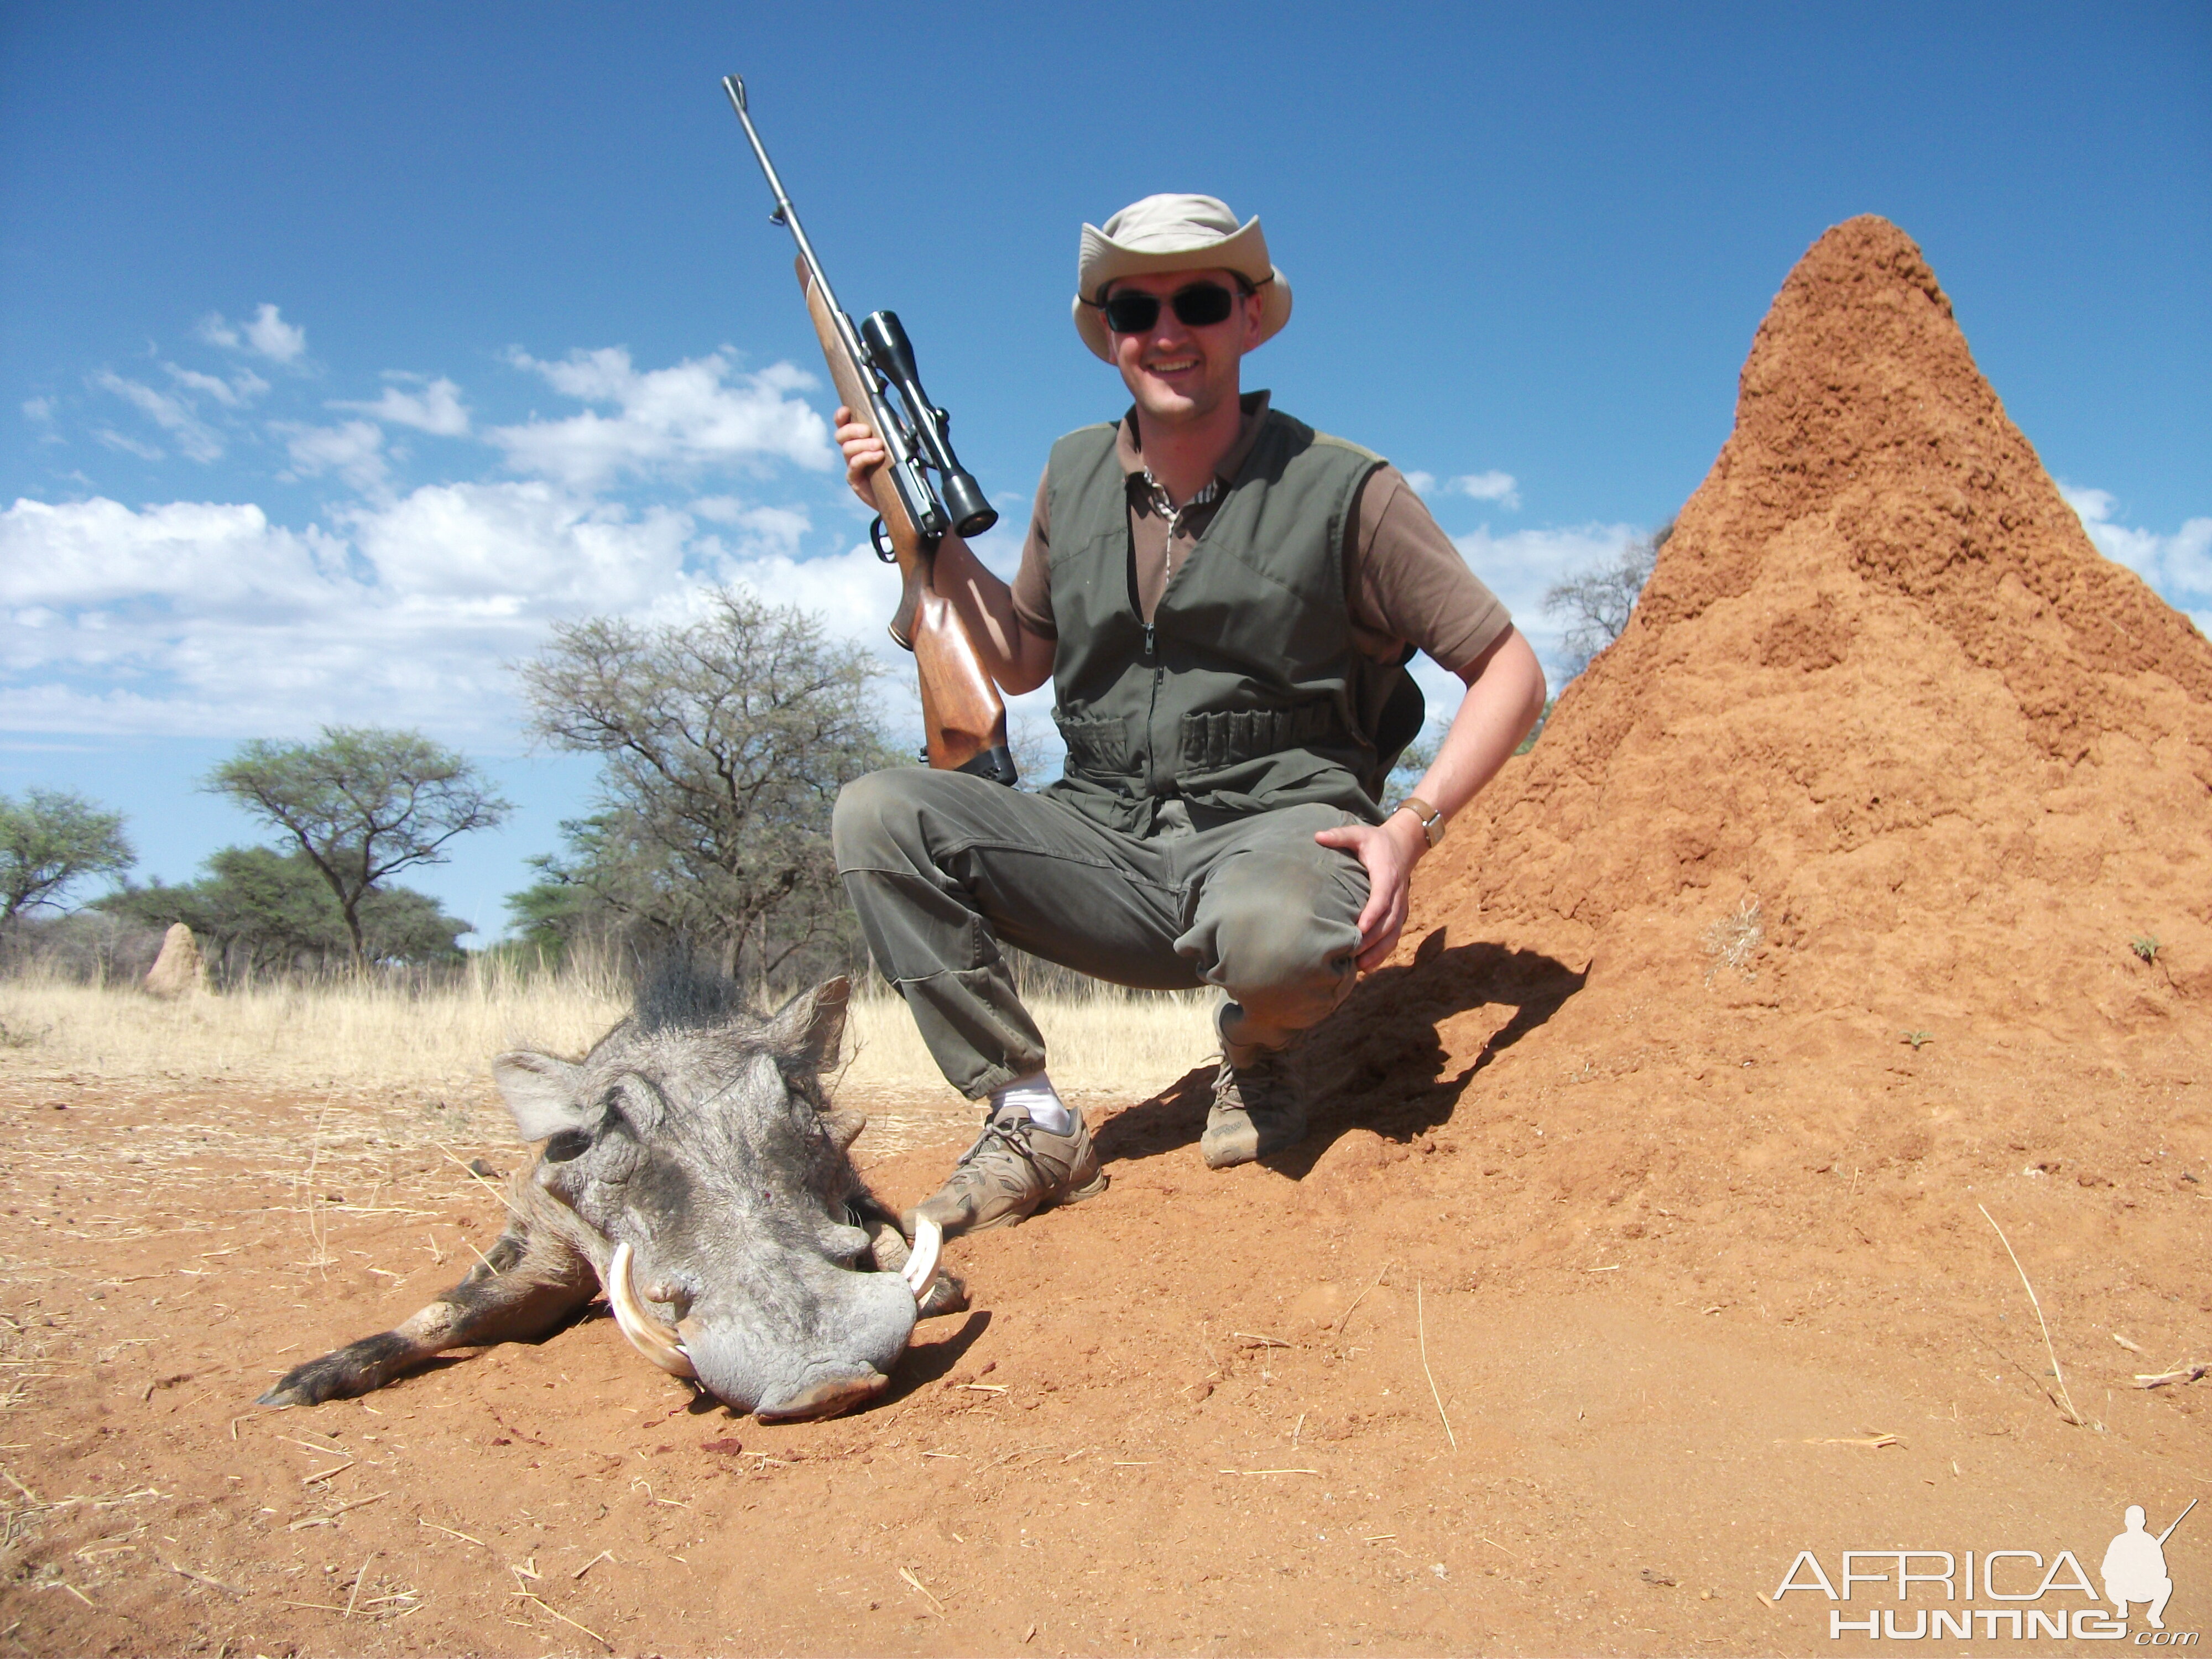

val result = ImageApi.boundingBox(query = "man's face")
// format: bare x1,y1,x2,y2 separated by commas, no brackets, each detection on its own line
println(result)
1102,267,1266,429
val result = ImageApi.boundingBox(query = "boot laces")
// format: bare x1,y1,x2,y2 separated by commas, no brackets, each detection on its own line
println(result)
952,1113,1053,1187
1219,1046,1296,1113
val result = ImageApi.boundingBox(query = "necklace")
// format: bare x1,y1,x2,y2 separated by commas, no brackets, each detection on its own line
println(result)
1139,471,1223,568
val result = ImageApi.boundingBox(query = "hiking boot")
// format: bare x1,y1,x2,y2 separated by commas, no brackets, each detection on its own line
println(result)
1201,1043,1308,1169
908,1103,1108,1238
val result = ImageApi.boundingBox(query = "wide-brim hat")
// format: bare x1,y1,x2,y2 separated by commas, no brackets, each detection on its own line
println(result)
1072,193,1292,363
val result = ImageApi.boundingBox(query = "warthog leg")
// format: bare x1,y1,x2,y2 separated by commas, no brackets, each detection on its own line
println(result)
258,1211,596,1408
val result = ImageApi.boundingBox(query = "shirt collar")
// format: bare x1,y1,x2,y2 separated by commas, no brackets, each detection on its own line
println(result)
1115,389,1272,489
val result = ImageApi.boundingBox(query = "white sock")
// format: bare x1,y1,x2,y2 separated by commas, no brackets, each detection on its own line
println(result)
990,1070,1072,1135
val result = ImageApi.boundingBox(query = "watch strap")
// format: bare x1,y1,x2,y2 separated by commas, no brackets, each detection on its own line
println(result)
1390,795,1446,849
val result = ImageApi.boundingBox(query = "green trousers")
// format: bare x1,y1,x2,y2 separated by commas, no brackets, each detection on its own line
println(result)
832,768,1370,1099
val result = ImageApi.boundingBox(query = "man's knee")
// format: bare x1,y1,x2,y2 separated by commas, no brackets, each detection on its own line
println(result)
1196,846,1364,1024
1214,894,1349,996
832,768,927,871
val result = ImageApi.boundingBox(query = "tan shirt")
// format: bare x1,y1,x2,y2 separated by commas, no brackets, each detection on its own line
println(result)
1010,392,1511,675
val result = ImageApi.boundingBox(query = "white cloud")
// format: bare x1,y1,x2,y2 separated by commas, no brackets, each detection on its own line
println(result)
338,481,693,608
2061,484,2118,525
716,536,891,626
244,303,307,363
2063,484,2212,638
1447,470,1520,509
0,485,869,739
335,374,470,436
93,429,164,461
1401,469,1521,510
276,419,392,498
161,366,233,405
491,349,833,488
1452,521,1641,682
7,333,912,745
1,497,347,612
23,398,53,424
197,302,306,363
90,372,224,462
702,504,812,566
163,363,268,408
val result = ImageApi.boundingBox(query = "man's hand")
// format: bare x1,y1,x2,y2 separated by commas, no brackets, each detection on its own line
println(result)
1317,628,1547,974
1313,810,1428,974
830,407,1052,696
834,405,886,509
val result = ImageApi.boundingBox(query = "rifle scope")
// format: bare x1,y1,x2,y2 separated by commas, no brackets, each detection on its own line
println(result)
860,311,997,540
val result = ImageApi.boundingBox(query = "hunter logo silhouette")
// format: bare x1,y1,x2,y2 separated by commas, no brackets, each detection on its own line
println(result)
2106,1500,2193,1630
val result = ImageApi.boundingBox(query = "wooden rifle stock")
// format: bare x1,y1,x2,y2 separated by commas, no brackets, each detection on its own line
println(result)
795,260,1014,779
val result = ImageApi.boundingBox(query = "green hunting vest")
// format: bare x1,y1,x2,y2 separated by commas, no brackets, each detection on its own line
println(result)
1041,407,1425,835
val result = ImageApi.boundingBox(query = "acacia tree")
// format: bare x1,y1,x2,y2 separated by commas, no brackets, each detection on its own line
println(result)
515,589,901,988
204,728,509,969
1545,520,1672,677
105,847,469,977
0,789,134,936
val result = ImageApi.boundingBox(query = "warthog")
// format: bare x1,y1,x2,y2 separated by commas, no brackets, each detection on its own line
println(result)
259,973,964,1421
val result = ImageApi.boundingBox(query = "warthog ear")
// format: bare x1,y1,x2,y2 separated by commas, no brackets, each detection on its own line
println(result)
492,1051,592,1142
765,977,851,1076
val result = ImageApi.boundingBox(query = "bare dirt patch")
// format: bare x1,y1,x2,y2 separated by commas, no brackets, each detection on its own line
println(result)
0,1036,2204,1656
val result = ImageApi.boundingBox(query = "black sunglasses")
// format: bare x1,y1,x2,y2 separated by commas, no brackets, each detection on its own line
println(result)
1096,280,1250,335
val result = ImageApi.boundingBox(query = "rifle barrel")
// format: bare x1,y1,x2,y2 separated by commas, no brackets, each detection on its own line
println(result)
722,72,946,542
2158,1496,2196,1546
721,76,862,362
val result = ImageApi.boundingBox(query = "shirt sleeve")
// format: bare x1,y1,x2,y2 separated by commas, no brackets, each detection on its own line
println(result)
1009,466,1057,640
1345,465,1512,674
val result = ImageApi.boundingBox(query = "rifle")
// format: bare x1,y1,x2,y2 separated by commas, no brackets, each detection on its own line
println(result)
2158,1498,2196,1546
721,74,1019,786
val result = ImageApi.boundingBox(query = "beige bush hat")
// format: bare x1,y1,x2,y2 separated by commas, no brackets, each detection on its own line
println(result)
1072,193,1292,362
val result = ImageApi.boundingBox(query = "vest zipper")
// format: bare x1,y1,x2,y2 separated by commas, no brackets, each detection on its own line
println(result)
1142,621,1165,794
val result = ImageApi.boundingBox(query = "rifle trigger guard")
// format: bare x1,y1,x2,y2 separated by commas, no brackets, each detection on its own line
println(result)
869,516,898,564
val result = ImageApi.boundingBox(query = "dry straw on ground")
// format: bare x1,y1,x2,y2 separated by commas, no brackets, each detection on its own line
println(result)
0,961,1220,1103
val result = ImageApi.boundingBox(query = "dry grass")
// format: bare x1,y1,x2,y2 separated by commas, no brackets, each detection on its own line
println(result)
0,959,629,1095
840,984,1219,1099
1701,894,1763,984
0,962,1221,1104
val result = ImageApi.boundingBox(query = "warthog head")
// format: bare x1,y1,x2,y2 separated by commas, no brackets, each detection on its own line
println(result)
258,972,952,1422
497,973,937,1420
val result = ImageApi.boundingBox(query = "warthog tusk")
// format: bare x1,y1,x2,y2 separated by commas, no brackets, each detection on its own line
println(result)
901,1214,942,1303
609,1242,696,1380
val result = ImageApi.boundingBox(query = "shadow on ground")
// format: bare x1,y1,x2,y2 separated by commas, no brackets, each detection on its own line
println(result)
1094,931,1584,1174
879,1307,993,1408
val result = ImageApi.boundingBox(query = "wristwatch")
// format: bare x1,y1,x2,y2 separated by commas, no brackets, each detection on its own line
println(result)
1389,795,1446,849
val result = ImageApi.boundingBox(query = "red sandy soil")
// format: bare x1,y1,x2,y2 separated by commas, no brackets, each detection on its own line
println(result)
2,218,2207,1657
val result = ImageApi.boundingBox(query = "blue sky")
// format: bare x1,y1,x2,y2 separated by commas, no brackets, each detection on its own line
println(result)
3,3,2206,939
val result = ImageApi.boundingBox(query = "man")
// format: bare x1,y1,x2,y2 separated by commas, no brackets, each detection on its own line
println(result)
832,194,1545,1237
2102,1505,2177,1629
